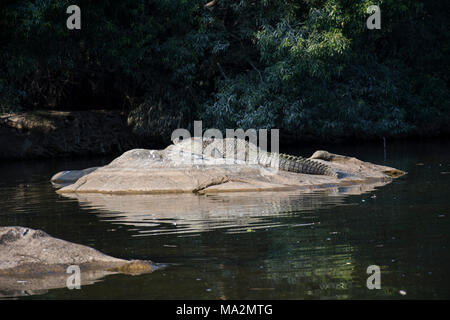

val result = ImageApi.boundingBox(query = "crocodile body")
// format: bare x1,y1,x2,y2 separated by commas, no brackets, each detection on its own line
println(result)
173,137,340,177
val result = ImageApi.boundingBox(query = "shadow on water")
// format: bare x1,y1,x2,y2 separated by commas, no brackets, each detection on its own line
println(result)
0,139,449,299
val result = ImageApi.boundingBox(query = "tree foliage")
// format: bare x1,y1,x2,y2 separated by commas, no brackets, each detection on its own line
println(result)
0,0,448,141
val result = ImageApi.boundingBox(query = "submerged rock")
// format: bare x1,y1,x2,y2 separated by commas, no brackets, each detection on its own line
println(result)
0,226,155,297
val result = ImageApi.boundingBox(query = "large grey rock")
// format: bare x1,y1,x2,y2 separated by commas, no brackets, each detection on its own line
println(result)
0,226,153,274
54,144,405,194
0,226,155,297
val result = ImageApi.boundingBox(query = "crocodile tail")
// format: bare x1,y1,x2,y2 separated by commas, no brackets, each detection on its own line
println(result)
277,154,338,177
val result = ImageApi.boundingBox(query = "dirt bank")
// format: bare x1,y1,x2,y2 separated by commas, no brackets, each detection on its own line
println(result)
0,110,151,160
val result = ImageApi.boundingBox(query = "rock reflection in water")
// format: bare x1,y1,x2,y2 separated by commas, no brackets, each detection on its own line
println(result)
0,269,116,299
61,180,388,237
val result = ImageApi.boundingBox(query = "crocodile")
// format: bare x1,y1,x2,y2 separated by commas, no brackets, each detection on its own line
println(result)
173,137,342,178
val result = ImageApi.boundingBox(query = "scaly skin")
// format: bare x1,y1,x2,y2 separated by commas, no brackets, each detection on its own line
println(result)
173,137,340,177
258,151,339,177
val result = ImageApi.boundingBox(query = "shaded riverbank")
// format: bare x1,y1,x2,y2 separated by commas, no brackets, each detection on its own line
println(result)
0,111,157,160
1,110,450,162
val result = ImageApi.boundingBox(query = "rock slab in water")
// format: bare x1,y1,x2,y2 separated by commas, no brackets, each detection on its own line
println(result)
54,145,405,194
0,226,155,297
0,226,153,275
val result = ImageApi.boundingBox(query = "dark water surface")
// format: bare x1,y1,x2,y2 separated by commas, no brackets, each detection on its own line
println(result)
0,140,449,299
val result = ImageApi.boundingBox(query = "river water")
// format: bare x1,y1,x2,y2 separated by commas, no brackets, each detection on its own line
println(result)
0,139,449,299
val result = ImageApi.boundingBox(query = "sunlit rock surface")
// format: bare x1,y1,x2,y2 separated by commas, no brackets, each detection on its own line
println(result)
54,144,405,194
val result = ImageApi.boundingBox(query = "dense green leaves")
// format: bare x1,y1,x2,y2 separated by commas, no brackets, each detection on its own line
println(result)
200,0,449,140
0,0,448,141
